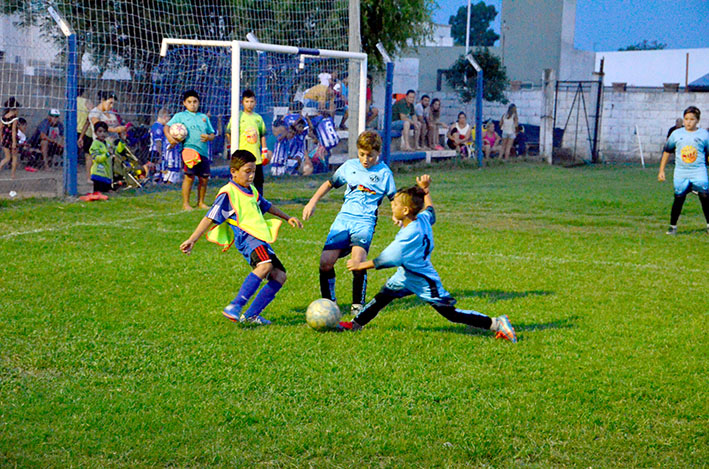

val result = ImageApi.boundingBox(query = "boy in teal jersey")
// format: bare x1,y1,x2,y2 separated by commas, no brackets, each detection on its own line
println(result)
226,89,268,196
303,130,396,315
166,90,216,211
180,150,303,325
658,106,709,235
340,175,517,342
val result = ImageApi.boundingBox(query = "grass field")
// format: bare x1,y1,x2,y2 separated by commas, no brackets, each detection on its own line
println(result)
1,162,707,467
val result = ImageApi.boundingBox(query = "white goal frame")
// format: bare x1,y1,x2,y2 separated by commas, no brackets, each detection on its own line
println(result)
160,38,368,150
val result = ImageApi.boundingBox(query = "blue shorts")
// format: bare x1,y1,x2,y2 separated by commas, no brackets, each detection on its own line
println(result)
391,120,405,132
323,214,375,256
232,228,286,272
674,171,709,195
382,267,454,307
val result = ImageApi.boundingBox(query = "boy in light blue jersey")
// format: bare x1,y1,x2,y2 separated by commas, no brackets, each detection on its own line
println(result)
303,130,396,314
658,106,709,235
166,90,216,211
340,175,517,342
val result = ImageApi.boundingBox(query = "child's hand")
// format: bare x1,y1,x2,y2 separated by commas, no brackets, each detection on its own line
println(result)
200,133,209,142
657,170,665,182
180,239,195,254
392,214,403,227
288,217,303,229
346,259,361,271
302,202,316,221
417,174,431,191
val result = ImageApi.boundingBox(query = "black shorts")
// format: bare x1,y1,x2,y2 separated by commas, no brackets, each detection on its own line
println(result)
249,245,286,273
183,158,210,178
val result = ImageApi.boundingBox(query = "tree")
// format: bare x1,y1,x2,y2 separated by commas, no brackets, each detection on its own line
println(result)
361,0,436,69
618,40,667,51
448,2,499,47
445,48,508,104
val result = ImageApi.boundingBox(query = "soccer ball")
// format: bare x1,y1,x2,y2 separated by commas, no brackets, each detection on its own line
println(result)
305,298,341,331
170,123,188,142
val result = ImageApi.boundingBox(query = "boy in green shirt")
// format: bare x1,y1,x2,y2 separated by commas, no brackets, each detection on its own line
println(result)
89,121,113,194
226,89,268,196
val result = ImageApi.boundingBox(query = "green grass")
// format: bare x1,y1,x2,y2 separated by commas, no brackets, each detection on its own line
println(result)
1,162,707,467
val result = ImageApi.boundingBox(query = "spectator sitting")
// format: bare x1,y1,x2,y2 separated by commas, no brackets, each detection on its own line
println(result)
446,112,473,156
303,73,335,117
425,98,447,150
30,108,65,170
482,121,502,159
513,125,528,156
415,94,433,150
366,75,379,129
392,89,422,151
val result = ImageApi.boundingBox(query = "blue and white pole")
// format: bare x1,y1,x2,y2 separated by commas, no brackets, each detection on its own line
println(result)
466,52,484,167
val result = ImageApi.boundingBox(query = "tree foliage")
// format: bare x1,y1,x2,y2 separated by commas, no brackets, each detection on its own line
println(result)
361,0,435,69
618,40,667,51
448,2,499,47
446,48,508,104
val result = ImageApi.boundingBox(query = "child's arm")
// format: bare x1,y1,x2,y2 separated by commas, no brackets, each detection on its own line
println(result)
302,180,334,220
347,259,374,271
658,151,671,182
164,124,179,146
180,216,216,254
417,174,433,209
199,132,215,142
267,205,303,228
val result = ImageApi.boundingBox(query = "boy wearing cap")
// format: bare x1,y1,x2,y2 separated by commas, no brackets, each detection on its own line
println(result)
33,109,64,170
165,90,216,211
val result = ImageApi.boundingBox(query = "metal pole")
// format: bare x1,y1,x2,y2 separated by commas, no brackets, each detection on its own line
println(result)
231,41,240,153
592,58,604,163
465,0,471,55
476,71,483,166
348,0,362,160
64,33,78,196
383,62,394,165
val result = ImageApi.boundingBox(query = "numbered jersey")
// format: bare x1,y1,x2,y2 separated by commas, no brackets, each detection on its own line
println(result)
311,115,340,150
373,207,438,280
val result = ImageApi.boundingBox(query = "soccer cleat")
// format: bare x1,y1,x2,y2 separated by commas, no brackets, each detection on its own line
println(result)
350,304,363,315
494,315,517,343
222,303,244,323
337,320,362,331
243,314,271,325
666,226,677,235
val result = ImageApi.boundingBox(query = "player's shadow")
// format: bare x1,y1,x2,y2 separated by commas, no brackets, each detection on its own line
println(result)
448,289,555,303
416,315,579,338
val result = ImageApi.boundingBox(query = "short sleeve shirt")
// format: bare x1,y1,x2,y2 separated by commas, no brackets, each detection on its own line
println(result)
374,207,438,277
149,122,165,153
392,99,414,121
665,128,709,173
236,112,266,163
330,159,396,223
37,119,64,140
168,110,215,157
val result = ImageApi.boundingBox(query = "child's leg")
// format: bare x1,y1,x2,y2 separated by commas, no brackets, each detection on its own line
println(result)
698,191,709,225
350,289,399,328
181,174,195,210
319,249,341,302
431,303,492,330
0,147,10,170
243,268,286,319
669,193,687,226
350,246,368,311
197,176,209,208
10,149,18,178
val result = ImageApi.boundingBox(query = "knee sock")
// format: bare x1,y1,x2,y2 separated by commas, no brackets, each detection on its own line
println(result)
319,268,336,302
352,271,367,305
231,273,262,310
353,291,396,327
433,304,493,330
670,193,687,226
244,279,282,318
698,192,709,224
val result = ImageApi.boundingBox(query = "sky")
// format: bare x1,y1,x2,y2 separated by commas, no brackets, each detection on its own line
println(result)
433,0,709,51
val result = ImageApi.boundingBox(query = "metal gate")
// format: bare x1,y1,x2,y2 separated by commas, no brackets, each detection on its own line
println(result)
553,80,603,163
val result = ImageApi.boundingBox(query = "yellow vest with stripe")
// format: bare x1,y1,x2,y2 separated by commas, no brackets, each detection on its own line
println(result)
206,181,282,251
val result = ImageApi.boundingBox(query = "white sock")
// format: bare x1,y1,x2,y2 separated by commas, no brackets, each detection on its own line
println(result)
490,316,500,331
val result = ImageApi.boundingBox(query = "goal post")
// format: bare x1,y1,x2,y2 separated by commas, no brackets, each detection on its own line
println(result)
160,38,368,153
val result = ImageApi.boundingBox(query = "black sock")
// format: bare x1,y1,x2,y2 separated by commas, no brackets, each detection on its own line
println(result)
433,304,493,329
670,193,687,226
354,290,396,327
319,268,336,302
352,271,367,305
698,192,709,224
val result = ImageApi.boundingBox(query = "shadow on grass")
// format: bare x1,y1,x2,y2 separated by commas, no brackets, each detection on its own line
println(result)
414,315,579,339
448,289,555,303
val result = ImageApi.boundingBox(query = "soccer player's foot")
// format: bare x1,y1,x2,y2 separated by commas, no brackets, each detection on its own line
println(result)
197,203,209,209
494,315,517,343
337,320,362,331
244,314,271,325
666,226,677,235
222,303,243,323
350,303,363,316
182,204,194,211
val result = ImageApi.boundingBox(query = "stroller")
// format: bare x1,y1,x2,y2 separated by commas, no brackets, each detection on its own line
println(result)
112,140,144,189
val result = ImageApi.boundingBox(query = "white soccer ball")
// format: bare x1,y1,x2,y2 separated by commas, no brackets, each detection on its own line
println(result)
306,298,341,331
169,123,188,142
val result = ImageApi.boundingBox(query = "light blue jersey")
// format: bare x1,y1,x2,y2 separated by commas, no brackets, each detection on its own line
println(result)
665,128,709,194
330,158,396,223
167,110,215,157
373,207,451,303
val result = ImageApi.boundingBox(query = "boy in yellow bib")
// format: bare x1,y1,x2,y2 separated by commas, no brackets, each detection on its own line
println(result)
180,150,303,325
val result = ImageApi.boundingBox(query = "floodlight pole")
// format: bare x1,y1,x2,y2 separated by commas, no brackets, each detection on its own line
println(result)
377,43,394,165
49,6,77,196
466,52,483,166
465,0,471,55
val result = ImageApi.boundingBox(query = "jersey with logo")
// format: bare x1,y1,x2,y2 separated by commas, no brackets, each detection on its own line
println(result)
149,122,165,153
665,128,709,173
226,112,266,163
167,110,215,157
330,158,396,223
311,115,340,150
